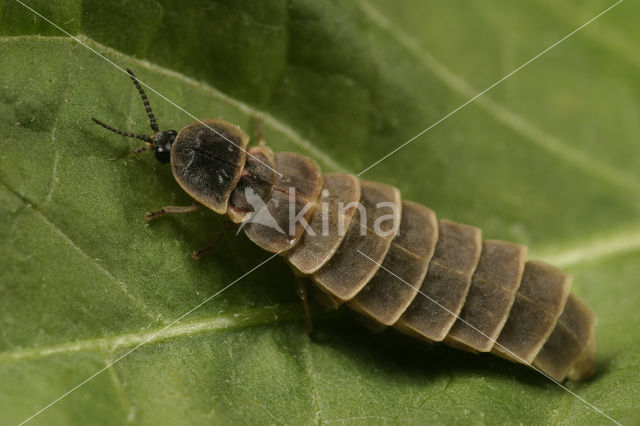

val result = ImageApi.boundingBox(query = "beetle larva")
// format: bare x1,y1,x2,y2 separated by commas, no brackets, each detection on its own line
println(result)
93,69,597,382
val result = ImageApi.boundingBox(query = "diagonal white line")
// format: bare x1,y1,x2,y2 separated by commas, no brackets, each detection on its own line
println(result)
356,250,621,426
14,0,283,178
18,251,282,426
357,0,624,177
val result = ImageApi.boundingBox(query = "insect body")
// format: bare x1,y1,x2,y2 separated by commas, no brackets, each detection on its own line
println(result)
93,70,596,382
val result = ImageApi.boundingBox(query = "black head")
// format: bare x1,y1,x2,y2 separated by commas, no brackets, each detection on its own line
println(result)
91,68,177,164
151,130,177,163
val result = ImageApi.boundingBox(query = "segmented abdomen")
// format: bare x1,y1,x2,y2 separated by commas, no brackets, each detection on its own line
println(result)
237,151,597,382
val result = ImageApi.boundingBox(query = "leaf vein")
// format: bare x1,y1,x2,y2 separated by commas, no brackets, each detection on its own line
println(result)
539,0,640,72
77,34,349,173
356,0,640,192
300,334,322,425
0,304,302,364
0,180,157,320
105,359,135,423
537,225,640,268
0,34,350,173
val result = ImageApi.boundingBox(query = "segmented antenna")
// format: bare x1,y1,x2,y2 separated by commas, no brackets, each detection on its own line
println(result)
91,117,153,143
126,68,159,132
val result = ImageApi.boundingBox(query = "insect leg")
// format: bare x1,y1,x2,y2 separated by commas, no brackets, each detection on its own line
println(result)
192,221,236,259
252,117,266,147
294,275,314,336
145,201,202,221
132,144,152,156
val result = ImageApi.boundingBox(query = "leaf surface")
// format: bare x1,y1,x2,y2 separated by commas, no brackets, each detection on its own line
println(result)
1,0,639,424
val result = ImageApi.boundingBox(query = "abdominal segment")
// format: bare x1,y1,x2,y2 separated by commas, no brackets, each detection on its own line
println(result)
234,151,596,382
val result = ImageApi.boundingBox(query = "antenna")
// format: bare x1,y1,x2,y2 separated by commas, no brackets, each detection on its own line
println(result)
91,117,153,143
126,68,159,132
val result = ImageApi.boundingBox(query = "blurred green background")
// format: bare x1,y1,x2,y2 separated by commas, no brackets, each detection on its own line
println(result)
1,0,639,424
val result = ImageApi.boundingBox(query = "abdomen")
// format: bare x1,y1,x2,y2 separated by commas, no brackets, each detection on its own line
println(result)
234,150,597,382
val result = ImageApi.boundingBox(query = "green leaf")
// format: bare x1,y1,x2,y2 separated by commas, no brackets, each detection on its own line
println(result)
1,0,639,424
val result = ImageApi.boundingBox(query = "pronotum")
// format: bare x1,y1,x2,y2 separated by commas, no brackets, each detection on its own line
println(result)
92,69,597,382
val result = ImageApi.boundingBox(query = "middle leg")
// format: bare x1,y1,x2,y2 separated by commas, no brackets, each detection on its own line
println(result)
293,274,314,336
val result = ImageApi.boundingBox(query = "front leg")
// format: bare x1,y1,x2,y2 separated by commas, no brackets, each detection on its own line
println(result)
145,201,202,220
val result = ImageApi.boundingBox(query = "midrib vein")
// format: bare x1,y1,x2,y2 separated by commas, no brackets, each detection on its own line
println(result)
0,304,302,363
4,225,640,364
